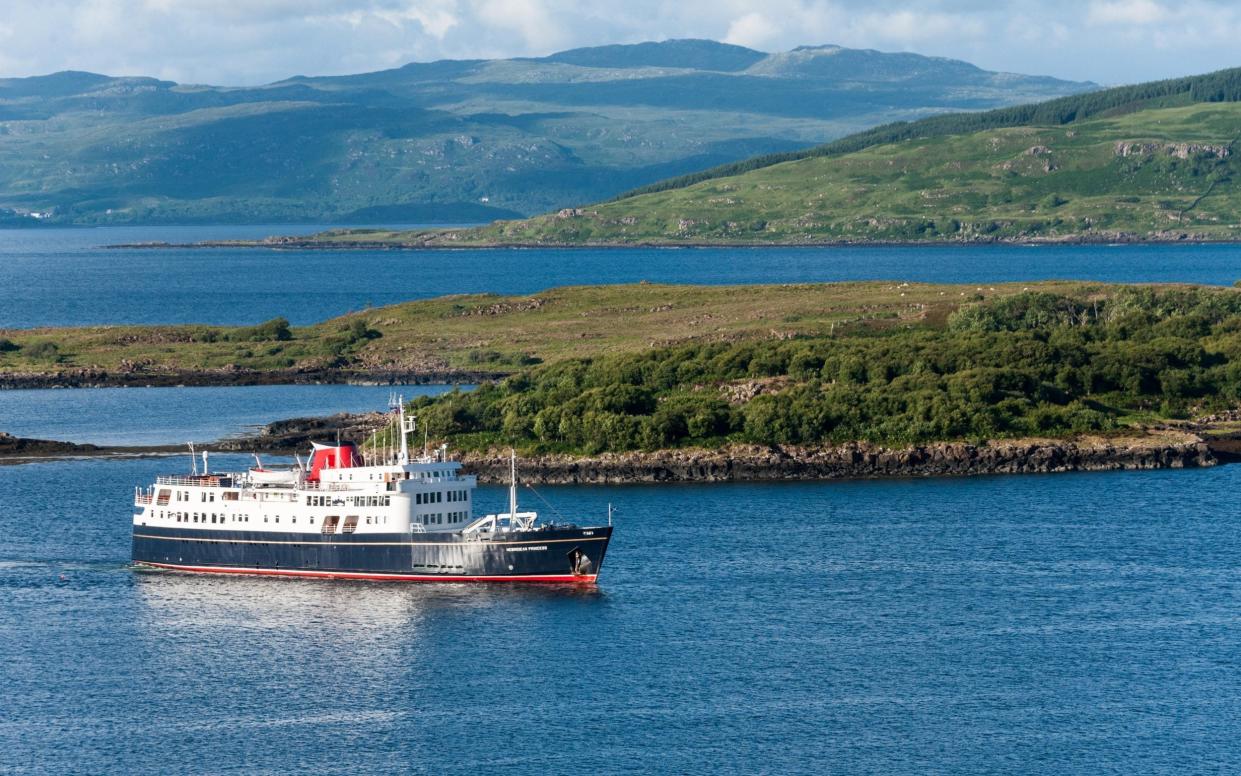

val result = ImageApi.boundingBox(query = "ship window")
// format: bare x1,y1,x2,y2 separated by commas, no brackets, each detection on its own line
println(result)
309,517,315,524
383,497,390,506
209,493,215,502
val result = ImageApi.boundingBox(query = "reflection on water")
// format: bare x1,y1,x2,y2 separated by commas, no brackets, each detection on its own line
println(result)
133,569,604,638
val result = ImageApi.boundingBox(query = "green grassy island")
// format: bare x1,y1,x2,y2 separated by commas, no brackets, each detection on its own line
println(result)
269,67,1241,248
6,282,1241,460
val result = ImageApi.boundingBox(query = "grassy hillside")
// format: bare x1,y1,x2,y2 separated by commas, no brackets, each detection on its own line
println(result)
302,68,1241,246
0,41,1090,225
0,281,1097,377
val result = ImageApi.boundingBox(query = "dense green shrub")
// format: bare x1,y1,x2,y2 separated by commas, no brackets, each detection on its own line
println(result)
228,317,292,342
408,288,1241,453
25,341,60,360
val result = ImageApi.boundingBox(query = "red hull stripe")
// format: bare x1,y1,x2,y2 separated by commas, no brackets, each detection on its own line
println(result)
138,561,597,584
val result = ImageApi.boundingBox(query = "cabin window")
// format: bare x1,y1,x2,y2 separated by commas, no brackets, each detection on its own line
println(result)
342,516,359,534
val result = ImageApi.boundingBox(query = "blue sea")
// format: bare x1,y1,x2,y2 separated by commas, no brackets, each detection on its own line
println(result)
4,227,1241,773
2,225,1241,327
0,383,462,446
3,457,1241,773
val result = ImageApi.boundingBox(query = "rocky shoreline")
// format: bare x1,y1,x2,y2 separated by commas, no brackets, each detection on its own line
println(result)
459,433,1217,484
2,420,1223,482
104,231,1238,251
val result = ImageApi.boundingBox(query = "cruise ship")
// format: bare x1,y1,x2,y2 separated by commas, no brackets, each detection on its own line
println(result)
131,402,612,583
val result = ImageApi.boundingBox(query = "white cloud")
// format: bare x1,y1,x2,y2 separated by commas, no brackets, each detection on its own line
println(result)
1086,0,1169,25
724,12,781,48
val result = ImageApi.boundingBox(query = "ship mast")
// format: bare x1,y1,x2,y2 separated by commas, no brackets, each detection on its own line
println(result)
397,394,412,465
509,449,518,524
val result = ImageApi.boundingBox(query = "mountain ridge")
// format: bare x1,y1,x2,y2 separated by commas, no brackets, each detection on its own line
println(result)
280,66,1241,247
0,39,1093,225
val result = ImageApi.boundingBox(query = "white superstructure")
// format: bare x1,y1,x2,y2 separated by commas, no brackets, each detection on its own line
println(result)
133,400,536,536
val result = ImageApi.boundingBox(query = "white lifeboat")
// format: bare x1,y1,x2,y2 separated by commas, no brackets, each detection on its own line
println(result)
248,467,299,486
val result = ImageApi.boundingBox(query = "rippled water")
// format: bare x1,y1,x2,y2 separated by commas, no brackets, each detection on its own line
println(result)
3,226,1241,326
0,383,461,446
3,455,1241,773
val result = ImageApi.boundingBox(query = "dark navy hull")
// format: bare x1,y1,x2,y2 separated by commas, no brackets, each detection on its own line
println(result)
132,525,611,583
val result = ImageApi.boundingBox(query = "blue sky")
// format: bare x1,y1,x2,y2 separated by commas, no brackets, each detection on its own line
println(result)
0,0,1237,86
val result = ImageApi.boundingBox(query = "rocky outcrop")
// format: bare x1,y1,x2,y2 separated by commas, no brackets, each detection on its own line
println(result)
459,434,1214,484
0,432,103,457
214,412,388,452
1114,141,1231,159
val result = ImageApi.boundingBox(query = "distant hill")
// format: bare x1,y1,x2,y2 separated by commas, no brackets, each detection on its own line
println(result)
0,40,1092,225
338,67,1241,246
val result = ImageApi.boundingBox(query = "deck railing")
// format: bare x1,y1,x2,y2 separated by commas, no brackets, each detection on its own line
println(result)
155,475,233,487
